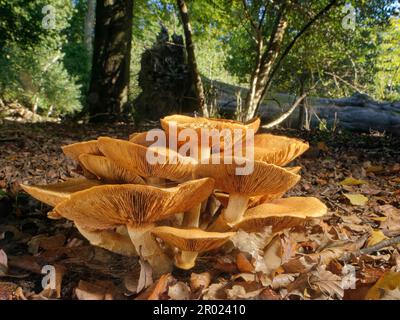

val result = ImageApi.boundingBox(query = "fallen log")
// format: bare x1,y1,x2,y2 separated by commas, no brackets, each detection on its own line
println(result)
218,92,400,136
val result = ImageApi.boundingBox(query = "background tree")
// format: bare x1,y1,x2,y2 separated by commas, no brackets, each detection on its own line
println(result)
87,0,134,122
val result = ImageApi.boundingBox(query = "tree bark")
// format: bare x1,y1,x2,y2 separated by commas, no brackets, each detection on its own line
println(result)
243,0,338,121
84,0,96,56
243,2,289,121
176,0,208,117
87,0,133,122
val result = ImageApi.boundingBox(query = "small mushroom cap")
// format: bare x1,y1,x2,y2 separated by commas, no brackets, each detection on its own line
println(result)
233,197,328,232
152,226,235,253
129,131,157,147
253,134,309,166
54,178,214,231
62,140,101,161
20,178,101,207
160,115,260,150
214,191,285,209
194,156,300,197
79,154,145,185
98,137,195,181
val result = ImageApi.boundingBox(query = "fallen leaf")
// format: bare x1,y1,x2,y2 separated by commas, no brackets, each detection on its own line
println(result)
380,287,400,300
365,272,400,300
0,250,7,276
259,288,281,300
344,193,368,206
365,165,384,174
367,230,388,246
168,282,191,300
261,235,283,276
190,272,211,291
202,282,228,300
339,177,368,186
236,253,254,273
75,280,119,300
379,205,400,237
308,266,344,299
147,273,173,300
226,285,263,299
136,259,153,294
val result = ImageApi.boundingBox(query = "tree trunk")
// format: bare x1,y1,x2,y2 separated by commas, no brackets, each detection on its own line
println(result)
243,3,289,121
87,0,133,122
176,0,208,117
84,0,96,56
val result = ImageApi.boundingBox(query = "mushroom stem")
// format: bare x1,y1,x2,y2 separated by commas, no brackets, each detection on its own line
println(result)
127,224,172,276
224,194,249,224
182,204,202,228
175,251,198,270
207,214,230,232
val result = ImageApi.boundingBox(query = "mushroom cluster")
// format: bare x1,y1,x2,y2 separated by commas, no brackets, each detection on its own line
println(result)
21,114,327,275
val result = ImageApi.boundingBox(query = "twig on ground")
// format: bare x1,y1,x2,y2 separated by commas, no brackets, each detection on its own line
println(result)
360,235,400,255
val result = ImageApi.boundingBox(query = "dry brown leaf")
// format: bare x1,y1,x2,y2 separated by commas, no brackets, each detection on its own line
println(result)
202,281,228,300
147,273,173,300
380,288,400,300
226,285,263,300
308,266,344,299
0,250,7,276
137,259,153,294
190,272,211,291
259,288,281,300
283,236,367,273
379,205,400,237
271,273,297,290
28,234,66,254
75,280,119,300
261,235,283,276
168,282,191,300
236,252,254,273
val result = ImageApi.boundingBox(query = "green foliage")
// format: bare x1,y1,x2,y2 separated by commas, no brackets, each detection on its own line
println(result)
0,0,84,116
374,17,400,100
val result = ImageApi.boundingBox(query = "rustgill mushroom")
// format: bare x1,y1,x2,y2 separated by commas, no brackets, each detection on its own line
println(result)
61,140,102,161
54,178,214,275
78,154,145,185
232,197,327,233
97,137,195,186
194,156,300,228
160,114,260,161
20,178,101,208
151,226,235,270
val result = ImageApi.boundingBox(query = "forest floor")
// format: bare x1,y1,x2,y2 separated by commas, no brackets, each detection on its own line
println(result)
0,120,400,300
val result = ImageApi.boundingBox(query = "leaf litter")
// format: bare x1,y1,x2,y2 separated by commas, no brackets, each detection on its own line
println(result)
1,121,400,300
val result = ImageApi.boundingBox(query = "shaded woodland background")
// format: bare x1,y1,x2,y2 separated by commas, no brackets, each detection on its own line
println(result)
0,0,399,128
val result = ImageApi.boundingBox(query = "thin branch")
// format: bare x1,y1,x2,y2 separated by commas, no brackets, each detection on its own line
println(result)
262,92,307,128
360,236,400,255
256,0,340,114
